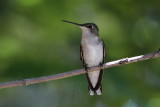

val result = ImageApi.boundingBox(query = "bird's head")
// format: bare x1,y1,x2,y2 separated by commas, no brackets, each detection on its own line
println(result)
62,20,99,35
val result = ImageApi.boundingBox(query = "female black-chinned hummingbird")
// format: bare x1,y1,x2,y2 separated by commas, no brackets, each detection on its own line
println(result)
62,20,106,95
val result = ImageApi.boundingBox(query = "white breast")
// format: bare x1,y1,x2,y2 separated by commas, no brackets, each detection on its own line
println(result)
81,39,103,87
80,27,104,88
83,44,103,66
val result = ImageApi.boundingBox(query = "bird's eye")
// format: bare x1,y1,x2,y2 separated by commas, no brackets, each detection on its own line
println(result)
87,25,93,28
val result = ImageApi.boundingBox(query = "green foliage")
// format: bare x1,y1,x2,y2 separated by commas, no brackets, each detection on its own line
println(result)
0,0,160,107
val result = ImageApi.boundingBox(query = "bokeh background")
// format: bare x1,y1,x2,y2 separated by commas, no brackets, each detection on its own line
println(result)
0,0,160,107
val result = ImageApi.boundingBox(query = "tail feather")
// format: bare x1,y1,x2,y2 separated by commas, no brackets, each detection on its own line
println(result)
86,69,103,96
89,89,94,96
88,85,102,96
96,88,102,95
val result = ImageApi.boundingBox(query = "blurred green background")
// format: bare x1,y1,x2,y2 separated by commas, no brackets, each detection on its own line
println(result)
0,0,160,107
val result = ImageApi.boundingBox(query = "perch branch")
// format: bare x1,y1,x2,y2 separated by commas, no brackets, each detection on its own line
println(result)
0,49,160,89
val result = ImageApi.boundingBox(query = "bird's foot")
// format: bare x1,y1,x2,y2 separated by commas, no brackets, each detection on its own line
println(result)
85,66,90,72
98,62,103,70
84,63,91,72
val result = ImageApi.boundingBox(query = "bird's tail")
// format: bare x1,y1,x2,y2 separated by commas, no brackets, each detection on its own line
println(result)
85,69,103,96
89,85,102,96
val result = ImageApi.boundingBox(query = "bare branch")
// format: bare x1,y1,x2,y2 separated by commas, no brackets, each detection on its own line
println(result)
0,49,160,89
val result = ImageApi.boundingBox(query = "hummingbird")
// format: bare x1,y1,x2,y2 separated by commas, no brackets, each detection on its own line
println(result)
62,20,106,95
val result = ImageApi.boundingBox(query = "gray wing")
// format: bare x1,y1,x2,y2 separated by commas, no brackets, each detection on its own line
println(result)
102,39,106,63
80,44,87,67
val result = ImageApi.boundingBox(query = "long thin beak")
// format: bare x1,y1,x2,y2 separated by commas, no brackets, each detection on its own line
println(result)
62,20,83,26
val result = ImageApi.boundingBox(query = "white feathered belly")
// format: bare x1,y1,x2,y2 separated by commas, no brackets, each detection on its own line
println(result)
83,44,103,87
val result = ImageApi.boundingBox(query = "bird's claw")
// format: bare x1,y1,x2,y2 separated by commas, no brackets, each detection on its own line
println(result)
85,66,90,72
98,62,103,70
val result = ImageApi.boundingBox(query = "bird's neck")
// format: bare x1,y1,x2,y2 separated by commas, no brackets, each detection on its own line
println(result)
81,31,99,45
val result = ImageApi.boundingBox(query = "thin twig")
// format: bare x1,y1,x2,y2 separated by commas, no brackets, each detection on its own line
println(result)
0,49,160,89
